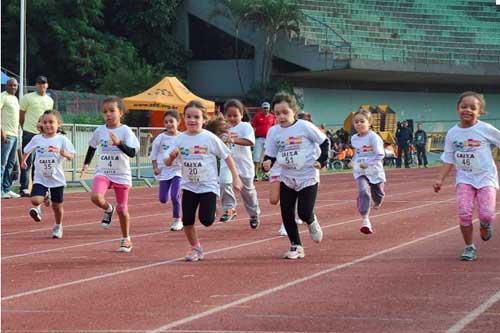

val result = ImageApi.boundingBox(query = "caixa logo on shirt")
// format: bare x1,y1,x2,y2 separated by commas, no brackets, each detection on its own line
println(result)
36,146,58,154
453,139,481,150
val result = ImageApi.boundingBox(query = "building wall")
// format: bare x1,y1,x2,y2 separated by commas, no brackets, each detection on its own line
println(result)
301,88,500,131
187,60,255,99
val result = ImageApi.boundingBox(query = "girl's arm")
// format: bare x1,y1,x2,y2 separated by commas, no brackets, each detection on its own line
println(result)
20,152,31,169
433,163,454,193
152,160,160,175
225,155,242,192
315,139,330,169
164,148,179,166
80,146,96,178
230,137,253,146
60,149,75,161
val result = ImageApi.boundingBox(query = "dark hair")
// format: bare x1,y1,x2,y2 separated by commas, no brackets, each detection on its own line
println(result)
103,96,128,115
205,116,229,138
184,100,208,120
457,91,486,115
223,99,250,122
42,110,66,134
163,109,180,121
271,91,300,114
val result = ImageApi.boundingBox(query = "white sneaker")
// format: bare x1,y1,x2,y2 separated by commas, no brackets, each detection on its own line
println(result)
283,245,305,259
308,216,323,243
52,224,63,239
170,218,183,231
1,191,10,199
118,238,133,253
360,218,373,234
185,247,204,262
295,217,304,224
29,207,42,222
279,224,287,236
7,191,20,198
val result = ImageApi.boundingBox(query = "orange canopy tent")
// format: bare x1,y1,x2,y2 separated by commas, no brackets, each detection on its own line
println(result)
123,76,215,128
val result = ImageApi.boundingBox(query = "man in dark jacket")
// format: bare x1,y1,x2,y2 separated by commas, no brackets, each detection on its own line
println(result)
414,123,428,168
395,120,413,168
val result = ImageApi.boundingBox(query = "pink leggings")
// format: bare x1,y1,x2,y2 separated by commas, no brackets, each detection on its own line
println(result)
456,184,496,227
92,176,130,213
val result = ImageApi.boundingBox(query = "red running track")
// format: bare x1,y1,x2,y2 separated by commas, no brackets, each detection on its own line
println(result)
2,167,500,333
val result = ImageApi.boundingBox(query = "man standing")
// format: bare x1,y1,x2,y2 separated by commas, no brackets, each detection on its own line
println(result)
251,101,276,181
19,75,54,196
395,120,413,168
414,123,428,168
1,78,21,198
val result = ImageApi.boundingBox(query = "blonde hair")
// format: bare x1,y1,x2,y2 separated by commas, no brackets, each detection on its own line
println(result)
352,109,373,123
457,91,486,115
184,100,209,120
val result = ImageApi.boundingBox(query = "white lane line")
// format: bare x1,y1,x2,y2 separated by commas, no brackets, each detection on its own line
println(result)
447,289,500,333
1,198,454,301
151,213,495,333
2,188,453,259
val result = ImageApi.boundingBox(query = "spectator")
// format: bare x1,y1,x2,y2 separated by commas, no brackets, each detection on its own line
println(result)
414,123,428,168
395,120,413,168
251,101,276,180
19,75,54,196
1,78,21,199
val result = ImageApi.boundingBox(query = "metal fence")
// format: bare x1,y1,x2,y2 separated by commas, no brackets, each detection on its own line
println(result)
60,124,164,185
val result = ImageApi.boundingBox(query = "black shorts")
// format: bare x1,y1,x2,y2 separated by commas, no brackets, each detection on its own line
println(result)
31,184,65,203
181,190,217,226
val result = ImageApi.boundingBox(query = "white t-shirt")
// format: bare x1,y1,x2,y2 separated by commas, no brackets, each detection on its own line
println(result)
264,120,326,183
148,132,182,181
23,134,76,188
351,131,386,183
441,121,500,189
227,122,255,179
219,158,232,184
166,129,230,195
88,125,140,186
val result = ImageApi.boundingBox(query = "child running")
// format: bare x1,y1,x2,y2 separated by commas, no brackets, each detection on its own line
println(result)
21,110,75,238
434,91,500,261
223,99,261,228
350,109,386,234
164,100,242,262
149,110,183,231
262,92,329,259
80,96,140,253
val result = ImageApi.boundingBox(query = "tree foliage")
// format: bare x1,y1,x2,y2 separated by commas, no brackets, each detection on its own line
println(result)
1,0,187,96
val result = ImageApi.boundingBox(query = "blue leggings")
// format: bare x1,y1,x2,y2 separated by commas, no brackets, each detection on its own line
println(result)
159,176,181,218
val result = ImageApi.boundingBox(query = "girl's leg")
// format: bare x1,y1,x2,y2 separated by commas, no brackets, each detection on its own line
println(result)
269,179,280,205
280,182,300,245
356,176,371,217
239,176,261,218
158,179,171,204
29,184,47,222
182,190,201,247
52,203,63,224
170,176,181,219
220,183,237,222
198,192,217,227
370,182,385,208
296,183,319,224
477,186,497,241
90,176,111,210
114,183,131,238
50,186,65,225
456,184,476,246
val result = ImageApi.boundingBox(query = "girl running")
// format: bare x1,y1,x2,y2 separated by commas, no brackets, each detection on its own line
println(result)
350,109,386,234
149,110,183,231
164,100,242,262
80,96,140,253
434,91,500,261
223,99,261,228
21,110,75,239
262,92,329,259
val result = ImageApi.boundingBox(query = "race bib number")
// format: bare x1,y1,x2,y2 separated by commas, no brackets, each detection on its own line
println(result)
277,147,306,170
37,157,57,177
455,151,481,173
182,157,208,182
98,152,128,175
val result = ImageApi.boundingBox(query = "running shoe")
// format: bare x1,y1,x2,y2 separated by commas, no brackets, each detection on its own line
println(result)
249,215,260,229
283,245,305,259
101,205,115,228
307,216,323,243
29,207,42,222
460,245,477,261
219,208,237,223
185,247,204,262
52,224,63,239
480,222,492,241
170,218,183,231
360,218,374,234
118,238,133,253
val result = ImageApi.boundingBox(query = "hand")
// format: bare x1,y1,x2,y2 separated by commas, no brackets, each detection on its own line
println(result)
433,180,442,193
360,162,368,169
153,167,161,176
262,160,272,172
313,161,322,169
21,161,28,170
80,164,89,178
1,133,7,144
232,177,243,192
109,131,121,145
169,148,179,160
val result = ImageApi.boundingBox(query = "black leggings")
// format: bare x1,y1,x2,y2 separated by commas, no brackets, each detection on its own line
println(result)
280,182,318,246
181,190,217,226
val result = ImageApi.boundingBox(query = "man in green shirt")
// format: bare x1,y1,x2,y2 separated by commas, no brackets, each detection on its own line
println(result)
19,75,54,196
1,78,21,198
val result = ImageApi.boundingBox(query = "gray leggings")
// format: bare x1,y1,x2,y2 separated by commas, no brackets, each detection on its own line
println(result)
356,176,385,216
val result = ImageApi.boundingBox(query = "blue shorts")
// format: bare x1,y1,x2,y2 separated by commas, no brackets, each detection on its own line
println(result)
31,183,65,203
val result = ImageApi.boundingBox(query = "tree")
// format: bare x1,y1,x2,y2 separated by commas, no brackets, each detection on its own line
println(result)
220,0,303,84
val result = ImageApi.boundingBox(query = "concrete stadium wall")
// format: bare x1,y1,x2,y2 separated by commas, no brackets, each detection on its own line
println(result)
300,88,500,131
